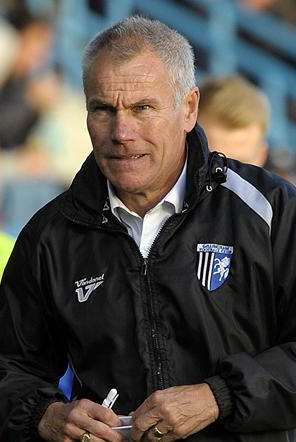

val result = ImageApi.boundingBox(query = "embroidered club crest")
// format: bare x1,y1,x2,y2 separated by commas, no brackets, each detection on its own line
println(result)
197,243,233,291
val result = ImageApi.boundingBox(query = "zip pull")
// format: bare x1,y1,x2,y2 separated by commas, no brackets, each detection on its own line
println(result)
142,258,148,276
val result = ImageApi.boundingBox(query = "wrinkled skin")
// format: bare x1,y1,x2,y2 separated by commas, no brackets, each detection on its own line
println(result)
131,384,219,441
38,400,124,442
85,49,199,216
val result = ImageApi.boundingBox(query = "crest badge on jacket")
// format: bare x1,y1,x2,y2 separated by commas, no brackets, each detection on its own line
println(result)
197,243,233,291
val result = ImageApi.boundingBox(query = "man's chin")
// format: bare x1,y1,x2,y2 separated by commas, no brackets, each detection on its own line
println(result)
109,179,148,197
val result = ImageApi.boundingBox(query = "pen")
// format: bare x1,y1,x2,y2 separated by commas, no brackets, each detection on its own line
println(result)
102,388,119,408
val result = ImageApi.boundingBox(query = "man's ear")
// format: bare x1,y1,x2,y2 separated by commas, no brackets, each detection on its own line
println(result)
184,87,199,132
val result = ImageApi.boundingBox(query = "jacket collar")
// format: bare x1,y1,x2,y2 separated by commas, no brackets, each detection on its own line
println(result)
60,124,211,226
184,124,210,210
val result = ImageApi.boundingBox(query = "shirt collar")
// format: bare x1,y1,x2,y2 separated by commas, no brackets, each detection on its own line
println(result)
107,158,187,217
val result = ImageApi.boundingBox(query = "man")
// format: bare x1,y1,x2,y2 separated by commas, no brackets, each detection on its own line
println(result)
1,16,296,442
198,75,270,167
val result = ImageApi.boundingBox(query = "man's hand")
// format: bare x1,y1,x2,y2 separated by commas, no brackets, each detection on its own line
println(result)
131,383,219,441
38,399,125,442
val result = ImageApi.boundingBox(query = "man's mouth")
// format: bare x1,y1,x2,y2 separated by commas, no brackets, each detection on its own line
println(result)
129,154,145,159
110,154,147,160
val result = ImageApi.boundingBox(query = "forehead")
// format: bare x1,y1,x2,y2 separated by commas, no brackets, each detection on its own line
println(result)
85,50,172,97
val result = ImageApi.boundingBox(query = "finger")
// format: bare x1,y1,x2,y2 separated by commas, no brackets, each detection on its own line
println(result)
132,393,166,441
90,422,126,442
73,428,126,442
56,418,97,442
132,410,160,441
132,395,155,418
63,401,124,442
89,404,122,428
145,423,175,442
75,431,112,442
72,413,125,442
76,399,122,427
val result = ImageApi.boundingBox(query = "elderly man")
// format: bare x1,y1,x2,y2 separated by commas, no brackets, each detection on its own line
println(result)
1,16,296,442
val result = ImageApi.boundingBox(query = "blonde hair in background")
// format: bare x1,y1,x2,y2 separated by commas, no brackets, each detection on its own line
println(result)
199,75,270,135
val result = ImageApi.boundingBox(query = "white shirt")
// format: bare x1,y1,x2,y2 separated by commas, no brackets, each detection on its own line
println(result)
107,161,187,258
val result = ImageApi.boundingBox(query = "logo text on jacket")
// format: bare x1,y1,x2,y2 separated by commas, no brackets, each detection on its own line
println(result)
197,244,233,291
75,274,104,302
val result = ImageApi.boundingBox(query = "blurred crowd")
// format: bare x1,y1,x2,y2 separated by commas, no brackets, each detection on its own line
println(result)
0,1,92,237
0,0,295,243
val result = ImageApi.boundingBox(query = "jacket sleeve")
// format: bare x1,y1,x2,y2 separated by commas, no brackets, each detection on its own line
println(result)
0,227,68,441
206,182,296,433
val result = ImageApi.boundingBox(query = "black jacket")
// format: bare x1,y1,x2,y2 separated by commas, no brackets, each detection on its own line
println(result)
1,126,296,441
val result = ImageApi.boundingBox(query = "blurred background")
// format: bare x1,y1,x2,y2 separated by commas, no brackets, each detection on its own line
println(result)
0,0,295,240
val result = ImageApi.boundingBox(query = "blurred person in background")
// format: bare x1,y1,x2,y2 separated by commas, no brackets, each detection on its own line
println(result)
0,17,19,87
0,10,54,151
240,0,296,26
0,6,91,236
1,15,296,442
198,75,296,186
0,231,14,281
26,67,92,185
265,148,296,185
198,75,270,167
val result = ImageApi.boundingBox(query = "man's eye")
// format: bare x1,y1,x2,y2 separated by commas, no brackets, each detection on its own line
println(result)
134,105,151,112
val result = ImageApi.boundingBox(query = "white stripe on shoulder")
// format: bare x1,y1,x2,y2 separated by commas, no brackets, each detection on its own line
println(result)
221,168,273,232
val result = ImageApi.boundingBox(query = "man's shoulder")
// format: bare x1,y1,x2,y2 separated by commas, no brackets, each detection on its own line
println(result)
220,158,296,233
20,191,68,245
226,158,296,202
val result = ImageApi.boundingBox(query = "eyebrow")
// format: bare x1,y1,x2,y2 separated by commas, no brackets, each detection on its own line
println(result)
132,98,160,107
88,97,161,109
88,99,115,110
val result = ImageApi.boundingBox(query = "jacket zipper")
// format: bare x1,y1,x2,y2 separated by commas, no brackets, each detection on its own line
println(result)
85,215,167,392
139,213,186,391
142,257,165,391
103,213,190,391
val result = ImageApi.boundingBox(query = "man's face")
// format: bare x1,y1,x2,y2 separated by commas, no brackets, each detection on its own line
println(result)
199,117,267,167
85,50,198,199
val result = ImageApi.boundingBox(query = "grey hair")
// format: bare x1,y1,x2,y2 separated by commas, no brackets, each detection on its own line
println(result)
82,15,196,105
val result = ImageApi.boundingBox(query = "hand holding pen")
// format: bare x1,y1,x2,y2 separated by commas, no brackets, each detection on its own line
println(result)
101,388,133,437
79,388,121,441
38,387,126,442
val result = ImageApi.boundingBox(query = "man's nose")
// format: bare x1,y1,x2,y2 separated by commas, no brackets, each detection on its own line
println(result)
111,111,136,143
